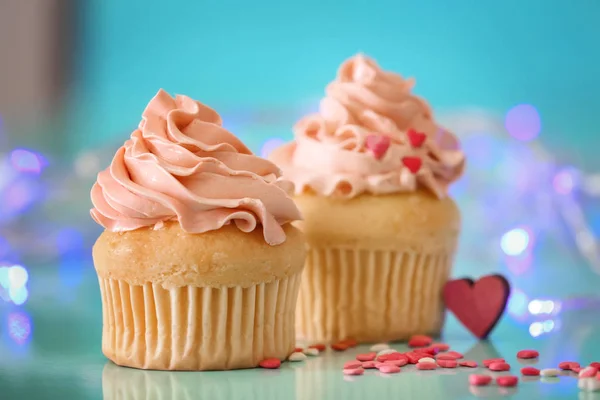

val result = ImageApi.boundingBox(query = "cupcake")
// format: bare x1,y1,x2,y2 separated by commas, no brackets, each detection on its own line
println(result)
91,89,306,370
270,54,465,343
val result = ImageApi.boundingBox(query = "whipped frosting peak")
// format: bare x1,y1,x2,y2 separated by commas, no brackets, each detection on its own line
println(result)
91,89,301,245
270,54,465,199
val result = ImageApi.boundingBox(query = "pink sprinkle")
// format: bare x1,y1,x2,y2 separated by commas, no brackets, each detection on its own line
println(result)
408,334,433,348
459,360,478,368
377,353,408,363
489,362,511,372
344,361,362,370
590,362,600,369
496,376,519,387
469,374,492,386
431,343,450,352
356,352,377,362
436,351,463,360
362,361,378,369
521,367,540,376
559,361,580,371
384,358,408,367
343,368,364,376
406,352,428,364
379,364,401,374
483,358,505,367
437,359,458,368
416,347,437,356
516,349,539,359
416,362,437,370
572,366,581,373
580,366,598,378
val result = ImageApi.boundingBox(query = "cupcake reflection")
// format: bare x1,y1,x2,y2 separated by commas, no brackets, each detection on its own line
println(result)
102,362,296,400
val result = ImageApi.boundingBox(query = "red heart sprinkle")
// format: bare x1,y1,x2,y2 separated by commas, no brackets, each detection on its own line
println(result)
365,134,391,160
407,129,426,148
402,157,422,174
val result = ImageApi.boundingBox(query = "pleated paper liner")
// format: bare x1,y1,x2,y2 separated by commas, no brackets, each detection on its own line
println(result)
296,247,453,343
99,272,301,370
102,361,296,400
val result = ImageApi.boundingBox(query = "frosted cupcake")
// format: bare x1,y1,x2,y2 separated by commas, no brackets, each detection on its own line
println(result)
91,89,306,370
270,54,465,343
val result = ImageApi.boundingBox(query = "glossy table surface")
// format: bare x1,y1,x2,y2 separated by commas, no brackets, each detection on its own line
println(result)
1,267,600,400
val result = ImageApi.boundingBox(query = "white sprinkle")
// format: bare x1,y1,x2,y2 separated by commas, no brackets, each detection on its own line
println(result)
579,378,600,392
418,357,436,364
377,349,399,357
540,368,561,377
288,352,307,362
303,348,319,356
370,343,390,352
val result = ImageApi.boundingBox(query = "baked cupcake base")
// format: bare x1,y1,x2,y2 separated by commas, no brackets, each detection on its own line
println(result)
292,191,460,343
100,274,301,370
296,247,451,343
93,223,306,370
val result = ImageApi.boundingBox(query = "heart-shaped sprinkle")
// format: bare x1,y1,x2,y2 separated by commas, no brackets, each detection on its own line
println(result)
402,156,422,174
407,129,426,148
365,134,391,160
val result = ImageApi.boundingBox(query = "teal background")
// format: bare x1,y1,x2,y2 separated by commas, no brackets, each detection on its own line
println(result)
67,0,600,167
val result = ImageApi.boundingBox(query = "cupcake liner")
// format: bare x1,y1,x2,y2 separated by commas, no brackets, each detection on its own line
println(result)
296,247,452,343
98,272,301,370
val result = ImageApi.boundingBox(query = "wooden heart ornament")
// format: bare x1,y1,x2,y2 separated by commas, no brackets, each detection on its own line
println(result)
443,274,511,340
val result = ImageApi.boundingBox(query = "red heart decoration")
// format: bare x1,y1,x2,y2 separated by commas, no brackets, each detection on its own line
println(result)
407,129,426,148
443,274,511,339
402,156,422,174
365,134,391,160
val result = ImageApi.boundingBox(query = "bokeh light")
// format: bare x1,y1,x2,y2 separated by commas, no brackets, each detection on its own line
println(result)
0,265,29,305
505,104,541,141
7,312,32,345
528,320,556,338
8,265,28,289
9,286,29,305
553,168,577,195
507,288,529,319
501,227,533,256
9,149,46,174
528,299,560,315
260,138,286,159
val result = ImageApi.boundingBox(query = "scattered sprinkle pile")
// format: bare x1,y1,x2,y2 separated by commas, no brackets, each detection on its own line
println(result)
256,335,600,393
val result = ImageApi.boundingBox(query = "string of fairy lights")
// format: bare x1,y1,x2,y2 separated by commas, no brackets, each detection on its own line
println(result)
0,104,599,345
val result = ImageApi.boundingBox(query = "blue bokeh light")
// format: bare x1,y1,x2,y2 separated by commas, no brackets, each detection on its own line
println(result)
505,104,541,141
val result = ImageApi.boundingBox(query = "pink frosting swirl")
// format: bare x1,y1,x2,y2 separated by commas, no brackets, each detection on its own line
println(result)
270,54,465,199
90,89,301,245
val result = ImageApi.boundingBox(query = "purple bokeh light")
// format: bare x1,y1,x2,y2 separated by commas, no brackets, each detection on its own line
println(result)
553,168,577,195
505,104,541,141
7,311,32,345
9,149,46,174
